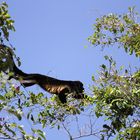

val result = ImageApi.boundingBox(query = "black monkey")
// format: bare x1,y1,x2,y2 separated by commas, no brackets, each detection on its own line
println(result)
0,44,85,103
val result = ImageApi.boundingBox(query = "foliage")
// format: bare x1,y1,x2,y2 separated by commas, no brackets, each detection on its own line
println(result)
88,7,140,57
90,57,140,139
0,2,89,140
88,7,140,140
0,2,15,43
0,3,87,139
0,2,140,140
0,2,52,139
0,76,85,139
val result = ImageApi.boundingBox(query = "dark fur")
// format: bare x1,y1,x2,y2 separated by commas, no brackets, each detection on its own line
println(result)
14,64,85,103
1,44,85,103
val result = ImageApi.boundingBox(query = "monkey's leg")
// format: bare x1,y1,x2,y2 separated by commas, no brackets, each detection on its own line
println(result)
58,88,69,103
20,79,36,87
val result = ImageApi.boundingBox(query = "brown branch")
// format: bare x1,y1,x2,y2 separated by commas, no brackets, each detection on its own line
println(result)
73,131,101,140
62,114,101,140
62,122,73,140
73,115,100,140
75,116,81,136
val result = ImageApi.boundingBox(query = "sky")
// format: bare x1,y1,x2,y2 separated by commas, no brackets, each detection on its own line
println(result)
3,0,140,140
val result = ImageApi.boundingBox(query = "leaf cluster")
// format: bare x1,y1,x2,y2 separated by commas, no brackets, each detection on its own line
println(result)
88,7,140,57
1,3,140,140
0,2,15,42
90,56,140,139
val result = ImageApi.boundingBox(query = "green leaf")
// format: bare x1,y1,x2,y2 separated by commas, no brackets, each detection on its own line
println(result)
0,95,5,101
36,129,46,140
7,108,22,120
104,55,109,60
5,124,16,136
92,75,95,81
57,125,60,130
101,64,106,69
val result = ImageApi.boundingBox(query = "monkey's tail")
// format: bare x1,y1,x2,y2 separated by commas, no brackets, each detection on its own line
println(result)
12,62,28,77
5,46,28,77
6,46,36,87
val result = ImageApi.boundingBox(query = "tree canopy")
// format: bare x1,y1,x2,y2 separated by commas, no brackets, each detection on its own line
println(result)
0,2,140,140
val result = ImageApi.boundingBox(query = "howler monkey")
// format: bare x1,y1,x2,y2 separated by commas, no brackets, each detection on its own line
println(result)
0,44,85,103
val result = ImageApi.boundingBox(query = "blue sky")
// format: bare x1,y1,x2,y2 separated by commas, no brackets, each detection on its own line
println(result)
5,0,140,140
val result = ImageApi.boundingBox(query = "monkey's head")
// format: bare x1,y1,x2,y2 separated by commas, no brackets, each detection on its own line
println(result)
69,80,84,94
69,81,86,99
75,81,84,93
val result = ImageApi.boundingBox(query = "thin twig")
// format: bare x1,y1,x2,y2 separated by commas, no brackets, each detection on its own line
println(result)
75,116,81,136
73,131,101,140
62,122,73,140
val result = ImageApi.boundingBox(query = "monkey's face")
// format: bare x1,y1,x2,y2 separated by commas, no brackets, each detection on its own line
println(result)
71,81,84,93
